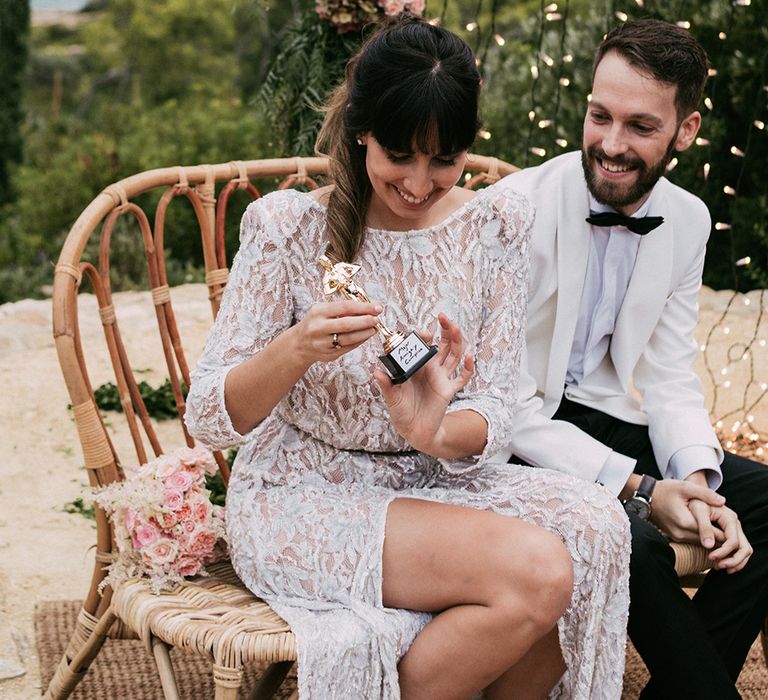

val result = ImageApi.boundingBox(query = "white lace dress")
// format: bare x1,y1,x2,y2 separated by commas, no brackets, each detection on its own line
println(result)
185,186,630,699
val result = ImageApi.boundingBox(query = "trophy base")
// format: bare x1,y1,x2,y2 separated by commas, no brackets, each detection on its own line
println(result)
379,331,438,384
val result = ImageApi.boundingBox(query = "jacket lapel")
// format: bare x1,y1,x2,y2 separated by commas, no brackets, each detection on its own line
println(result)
610,193,674,387
544,167,591,401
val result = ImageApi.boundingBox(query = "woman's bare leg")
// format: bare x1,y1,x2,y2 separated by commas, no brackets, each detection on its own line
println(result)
485,626,565,700
382,498,573,700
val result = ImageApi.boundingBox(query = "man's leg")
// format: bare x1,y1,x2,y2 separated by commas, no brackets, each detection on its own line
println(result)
551,397,765,697
626,513,739,699
689,451,768,677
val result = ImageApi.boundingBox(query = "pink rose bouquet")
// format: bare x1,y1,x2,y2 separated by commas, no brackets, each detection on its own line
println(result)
93,446,227,593
315,0,425,34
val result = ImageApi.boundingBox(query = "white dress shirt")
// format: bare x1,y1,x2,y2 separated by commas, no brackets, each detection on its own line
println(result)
565,192,722,495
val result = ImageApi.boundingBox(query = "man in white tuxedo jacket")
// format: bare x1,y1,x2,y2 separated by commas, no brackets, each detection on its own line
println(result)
497,19,768,699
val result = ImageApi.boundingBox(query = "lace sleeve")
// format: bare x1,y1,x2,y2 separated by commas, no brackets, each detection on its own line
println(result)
440,190,534,473
184,195,295,450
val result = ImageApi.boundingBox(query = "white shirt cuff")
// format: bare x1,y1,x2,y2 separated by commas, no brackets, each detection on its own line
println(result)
667,446,723,491
596,452,637,496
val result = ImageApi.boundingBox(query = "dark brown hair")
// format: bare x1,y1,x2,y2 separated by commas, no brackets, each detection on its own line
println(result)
316,13,481,263
593,19,709,119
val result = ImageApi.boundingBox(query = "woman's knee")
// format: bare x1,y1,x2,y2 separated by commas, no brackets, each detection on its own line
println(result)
489,522,573,630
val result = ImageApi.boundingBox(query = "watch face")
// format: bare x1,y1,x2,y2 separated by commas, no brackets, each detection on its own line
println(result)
624,497,651,520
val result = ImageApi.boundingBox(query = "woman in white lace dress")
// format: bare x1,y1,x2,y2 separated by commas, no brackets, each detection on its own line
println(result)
186,14,630,700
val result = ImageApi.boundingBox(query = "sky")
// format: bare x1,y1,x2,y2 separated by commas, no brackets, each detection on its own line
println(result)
31,1,89,11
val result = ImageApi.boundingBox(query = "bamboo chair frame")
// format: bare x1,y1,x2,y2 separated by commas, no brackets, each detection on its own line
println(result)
46,153,740,699
46,154,515,700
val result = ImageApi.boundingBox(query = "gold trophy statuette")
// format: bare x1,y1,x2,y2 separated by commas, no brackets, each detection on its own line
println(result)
319,254,437,384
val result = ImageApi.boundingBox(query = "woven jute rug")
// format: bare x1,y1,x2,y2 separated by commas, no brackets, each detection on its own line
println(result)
35,600,297,699
36,600,767,698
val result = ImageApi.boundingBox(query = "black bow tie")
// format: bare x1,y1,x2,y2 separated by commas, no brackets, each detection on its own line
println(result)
586,211,665,235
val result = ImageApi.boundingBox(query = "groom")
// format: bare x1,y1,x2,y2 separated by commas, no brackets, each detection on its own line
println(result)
498,19,768,698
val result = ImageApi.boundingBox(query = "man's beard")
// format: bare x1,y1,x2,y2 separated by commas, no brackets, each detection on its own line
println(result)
581,137,676,211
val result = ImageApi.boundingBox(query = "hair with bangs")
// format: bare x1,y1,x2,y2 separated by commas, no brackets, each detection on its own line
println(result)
593,19,709,120
316,13,481,263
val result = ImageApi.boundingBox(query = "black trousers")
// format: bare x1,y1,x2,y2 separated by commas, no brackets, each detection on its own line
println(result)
552,397,768,699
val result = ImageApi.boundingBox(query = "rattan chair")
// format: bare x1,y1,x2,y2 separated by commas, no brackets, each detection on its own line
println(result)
45,153,744,700
45,154,514,700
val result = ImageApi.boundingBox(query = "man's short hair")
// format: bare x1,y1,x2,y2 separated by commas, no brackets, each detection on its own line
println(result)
593,19,709,119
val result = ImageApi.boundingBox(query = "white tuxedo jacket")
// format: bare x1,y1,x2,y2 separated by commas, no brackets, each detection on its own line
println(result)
494,152,723,483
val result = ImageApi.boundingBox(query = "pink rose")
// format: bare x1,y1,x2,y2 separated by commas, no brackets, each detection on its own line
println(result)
160,511,178,529
132,523,160,549
193,499,211,523
181,519,197,535
163,489,184,512
380,0,405,15
176,502,193,521
154,454,183,479
174,555,201,577
141,538,179,567
165,470,194,492
188,529,217,558
406,0,425,14
175,445,217,475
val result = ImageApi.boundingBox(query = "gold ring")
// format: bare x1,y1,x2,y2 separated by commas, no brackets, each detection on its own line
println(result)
332,333,340,349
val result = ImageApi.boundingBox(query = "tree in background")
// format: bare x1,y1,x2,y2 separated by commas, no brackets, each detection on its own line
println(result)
0,0,30,205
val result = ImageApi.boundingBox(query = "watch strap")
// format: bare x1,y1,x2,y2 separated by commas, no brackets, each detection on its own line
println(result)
635,474,656,502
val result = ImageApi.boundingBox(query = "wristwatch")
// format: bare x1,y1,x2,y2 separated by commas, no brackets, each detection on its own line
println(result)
623,475,656,520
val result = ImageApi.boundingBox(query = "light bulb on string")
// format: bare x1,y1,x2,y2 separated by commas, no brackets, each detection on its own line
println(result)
531,65,540,79
563,54,573,63
704,97,714,110
494,34,505,46
676,20,691,29
546,13,562,20
708,68,718,77
736,256,752,266
635,0,644,5
478,129,492,140
719,32,727,40
544,2,558,10
715,222,731,231
529,147,547,157
539,52,554,67
696,137,710,146
466,22,478,31
734,0,751,6
559,77,570,86
730,146,745,157
538,119,553,128
528,110,536,122
666,157,678,171
556,138,568,147
615,11,628,22
703,163,710,179
724,185,736,195
755,120,765,129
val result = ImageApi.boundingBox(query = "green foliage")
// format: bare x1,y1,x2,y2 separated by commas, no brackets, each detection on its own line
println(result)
257,9,364,155
63,496,96,520
93,378,187,420
0,0,30,205
205,448,238,506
